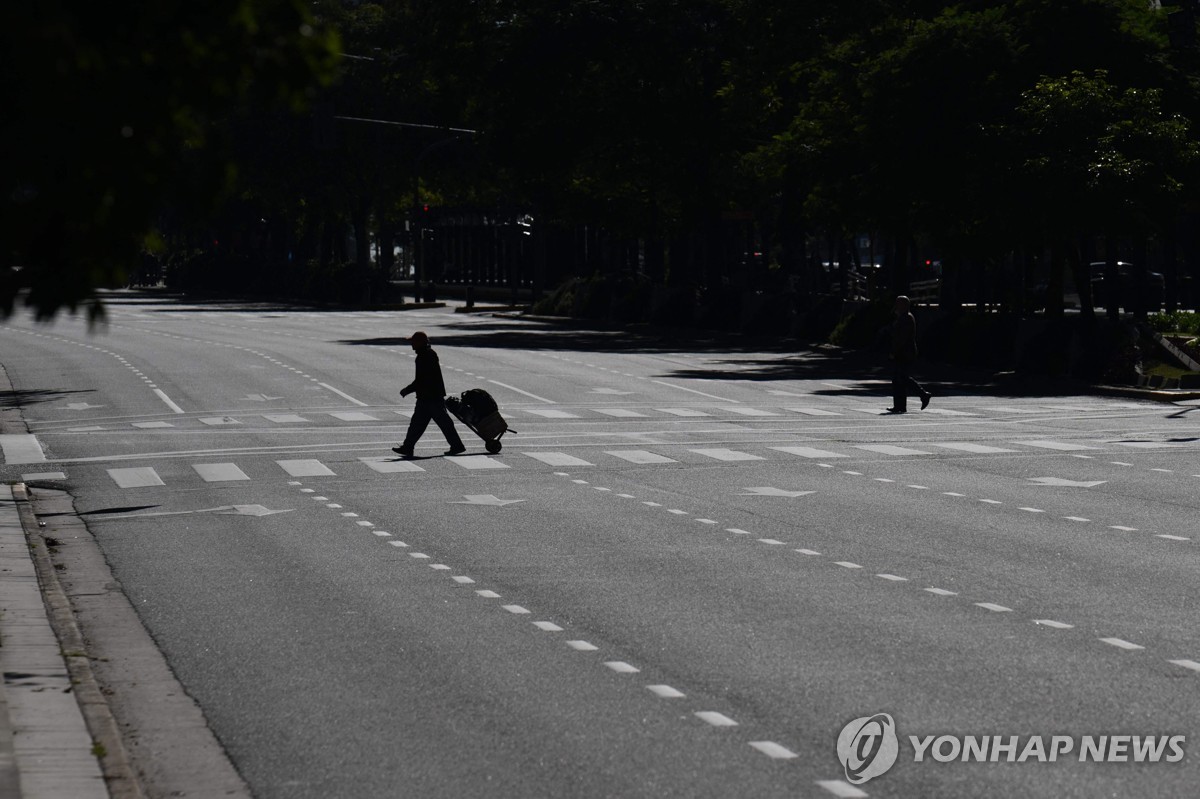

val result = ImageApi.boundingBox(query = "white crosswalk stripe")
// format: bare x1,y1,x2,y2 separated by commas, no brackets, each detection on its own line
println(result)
930,443,1018,454
276,459,337,477
108,467,164,488
786,407,842,416
450,455,509,470
193,463,250,482
718,407,778,416
523,452,594,467
593,408,648,418
770,446,846,459
690,448,764,462
853,445,933,456
605,450,678,464
1014,440,1098,451
522,409,580,419
264,414,310,424
329,412,380,422
360,457,425,473
656,408,711,417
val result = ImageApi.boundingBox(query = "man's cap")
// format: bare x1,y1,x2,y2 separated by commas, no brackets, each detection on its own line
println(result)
409,331,429,345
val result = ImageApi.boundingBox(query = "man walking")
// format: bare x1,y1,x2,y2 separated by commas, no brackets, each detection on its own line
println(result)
393,331,467,456
887,295,932,414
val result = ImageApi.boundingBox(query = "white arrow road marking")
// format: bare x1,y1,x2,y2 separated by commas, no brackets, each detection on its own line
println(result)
739,487,816,498
1028,477,1107,488
450,495,525,506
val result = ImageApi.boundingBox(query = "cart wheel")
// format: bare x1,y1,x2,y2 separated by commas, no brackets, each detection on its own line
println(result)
486,440,502,454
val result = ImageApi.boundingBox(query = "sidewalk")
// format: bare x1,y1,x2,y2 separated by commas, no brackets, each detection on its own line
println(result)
0,482,110,798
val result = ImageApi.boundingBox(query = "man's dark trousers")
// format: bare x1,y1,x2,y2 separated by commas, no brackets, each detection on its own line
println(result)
891,361,926,412
402,396,465,451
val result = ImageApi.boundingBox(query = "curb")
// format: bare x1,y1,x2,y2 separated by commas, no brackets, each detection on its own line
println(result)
12,483,145,799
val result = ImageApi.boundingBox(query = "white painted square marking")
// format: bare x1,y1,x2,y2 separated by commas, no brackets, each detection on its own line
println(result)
605,661,640,674
277,459,336,477
1019,507,1045,513
1015,440,1098,451
372,531,391,537
1100,637,1144,651
329,411,379,422
690,448,764,462
943,492,965,497
925,587,957,596
592,408,647,418
107,467,164,488
876,574,908,582
1110,526,1138,532
524,409,580,418
1157,534,1190,541
1111,461,1133,466
854,444,933,456
786,407,842,416
758,539,785,545
193,463,250,482
22,472,66,481
409,552,430,559
1065,516,1091,522
922,408,977,416
647,685,685,698
533,621,563,632
906,485,929,490
0,434,46,464
429,564,450,570
718,406,778,416
264,414,309,424
451,575,473,582
451,456,509,470
524,452,594,467
360,457,425,473
133,421,174,429
835,561,862,569
502,605,530,615
795,549,821,555
695,711,737,727
199,417,242,426
667,509,687,515
930,442,1018,454
749,741,798,759
606,450,677,464
843,470,863,476
980,499,1003,505
976,603,1012,612
567,640,598,651
771,446,847,459
656,408,711,417
1169,660,1200,672
876,478,896,483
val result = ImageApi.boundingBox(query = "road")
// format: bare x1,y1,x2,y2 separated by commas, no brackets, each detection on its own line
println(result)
1,292,1198,799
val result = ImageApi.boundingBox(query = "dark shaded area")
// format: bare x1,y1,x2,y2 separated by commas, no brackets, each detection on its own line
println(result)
78,505,160,517
0,388,95,408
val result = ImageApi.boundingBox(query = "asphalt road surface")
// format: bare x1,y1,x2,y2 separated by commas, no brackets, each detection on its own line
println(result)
2,292,1198,799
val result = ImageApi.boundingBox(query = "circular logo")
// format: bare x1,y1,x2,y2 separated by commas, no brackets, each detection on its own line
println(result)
837,713,899,785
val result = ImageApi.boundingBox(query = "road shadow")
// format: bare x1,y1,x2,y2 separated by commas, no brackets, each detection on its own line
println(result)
0,388,96,408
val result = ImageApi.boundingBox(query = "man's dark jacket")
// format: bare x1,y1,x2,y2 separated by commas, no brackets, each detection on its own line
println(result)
402,346,447,399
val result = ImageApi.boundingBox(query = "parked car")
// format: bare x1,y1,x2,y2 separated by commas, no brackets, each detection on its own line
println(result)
1088,261,1165,312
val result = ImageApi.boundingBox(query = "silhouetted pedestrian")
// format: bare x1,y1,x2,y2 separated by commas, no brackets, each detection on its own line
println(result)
886,296,931,414
393,331,466,456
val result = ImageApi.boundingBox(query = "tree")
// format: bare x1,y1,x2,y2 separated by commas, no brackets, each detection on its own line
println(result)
1,1,339,321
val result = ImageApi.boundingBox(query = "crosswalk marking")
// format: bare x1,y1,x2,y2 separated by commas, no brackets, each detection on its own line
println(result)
593,408,648,418
108,467,165,488
1015,440,1097,451
930,443,1018,454
329,412,379,422
656,408,711,417
922,408,976,416
605,450,678,464
690,448,764,462
854,444,933,456
264,414,309,424
522,409,580,419
719,407,778,416
0,434,46,464
276,459,336,477
450,455,509,470
770,446,847,459
193,463,250,482
523,452,594,467
786,407,841,416
360,457,425,473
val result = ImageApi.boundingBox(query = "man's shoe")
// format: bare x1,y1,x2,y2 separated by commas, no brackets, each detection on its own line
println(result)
884,407,907,414
392,446,414,457
445,446,467,456
920,392,932,410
